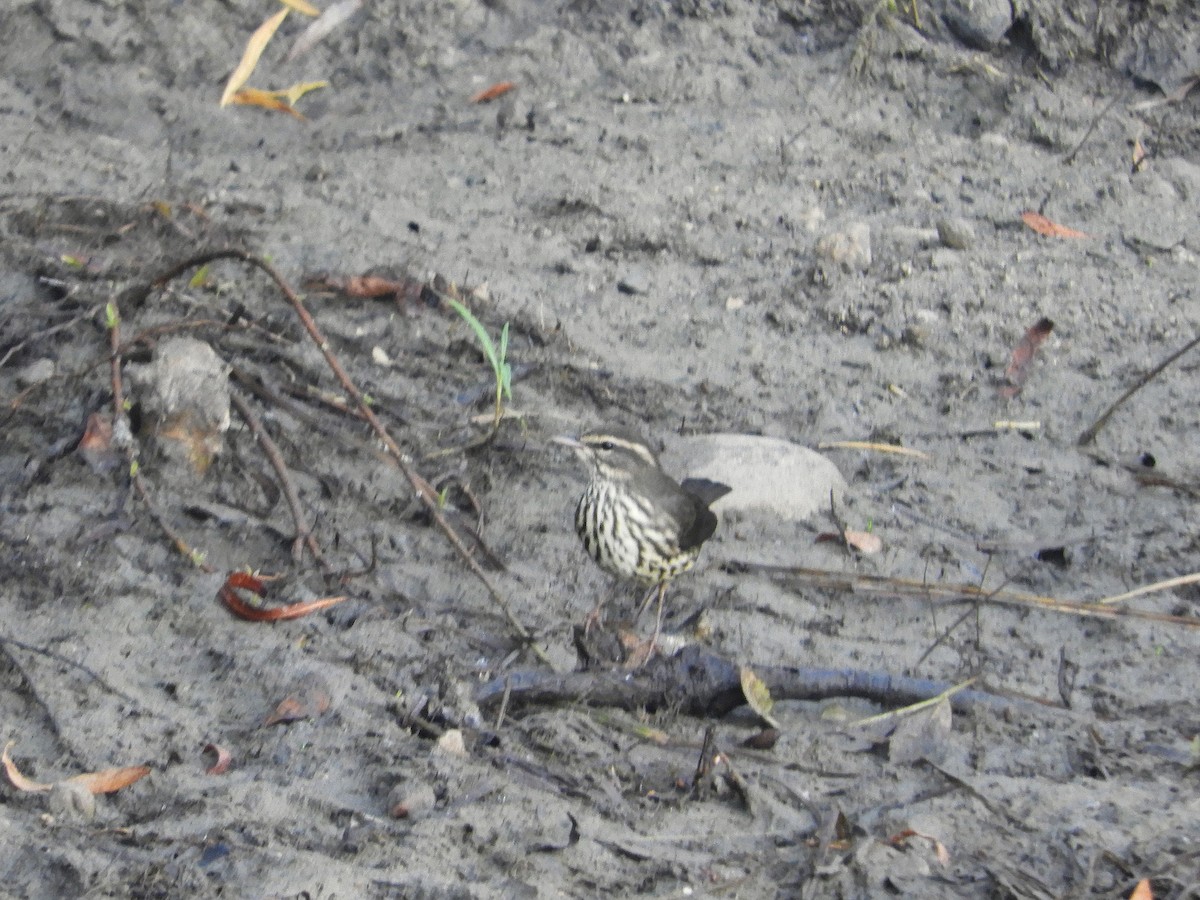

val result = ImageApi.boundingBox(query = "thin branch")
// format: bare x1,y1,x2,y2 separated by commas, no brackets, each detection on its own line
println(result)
230,390,327,568
1077,329,1200,446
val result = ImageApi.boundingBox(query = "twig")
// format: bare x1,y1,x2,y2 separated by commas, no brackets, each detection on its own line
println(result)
145,249,550,665
230,390,326,568
1062,88,1129,166
818,440,929,460
1077,329,1200,446
1094,571,1200,607
732,562,1200,628
0,632,143,708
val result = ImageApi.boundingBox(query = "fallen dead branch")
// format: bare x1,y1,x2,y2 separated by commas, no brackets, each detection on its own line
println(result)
475,645,1047,718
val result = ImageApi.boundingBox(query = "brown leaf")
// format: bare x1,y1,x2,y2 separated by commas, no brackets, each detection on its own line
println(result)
470,81,516,104
1000,317,1054,398
1130,879,1152,900
263,673,331,726
77,412,121,474
221,7,290,106
1021,210,1089,239
203,743,233,775
219,571,349,621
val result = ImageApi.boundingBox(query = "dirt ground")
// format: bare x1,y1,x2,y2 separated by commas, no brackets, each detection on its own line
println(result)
2,0,1199,897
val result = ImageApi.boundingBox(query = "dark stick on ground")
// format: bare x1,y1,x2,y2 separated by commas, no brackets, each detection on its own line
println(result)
229,390,326,569
1077,327,1200,446
475,645,1053,719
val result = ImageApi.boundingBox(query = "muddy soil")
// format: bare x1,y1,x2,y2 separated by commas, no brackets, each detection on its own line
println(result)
2,1,1198,897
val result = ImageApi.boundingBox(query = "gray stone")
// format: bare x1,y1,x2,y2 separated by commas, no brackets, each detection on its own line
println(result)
936,216,976,250
937,0,1013,50
664,433,848,522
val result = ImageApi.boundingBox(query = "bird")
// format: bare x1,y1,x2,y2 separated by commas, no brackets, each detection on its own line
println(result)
553,427,731,645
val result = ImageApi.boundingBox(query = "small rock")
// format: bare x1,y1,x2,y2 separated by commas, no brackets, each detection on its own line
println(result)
16,358,55,387
126,337,230,474
816,222,872,272
936,217,975,250
616,270,650,295
664,434,848,522
937,0,1013,50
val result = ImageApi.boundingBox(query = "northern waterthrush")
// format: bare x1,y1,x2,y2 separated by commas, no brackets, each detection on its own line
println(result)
553,428,731,638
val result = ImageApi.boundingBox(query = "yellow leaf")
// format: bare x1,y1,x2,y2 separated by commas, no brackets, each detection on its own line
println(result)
740,666,781,729
188,264,211,288
279,80,328,105
221,7,289,107
279,0,321,15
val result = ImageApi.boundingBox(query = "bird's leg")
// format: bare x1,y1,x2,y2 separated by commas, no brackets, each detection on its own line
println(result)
650,582,667,651
634,583,659,624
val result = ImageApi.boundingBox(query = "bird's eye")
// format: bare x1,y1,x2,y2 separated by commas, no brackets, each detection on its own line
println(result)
599,441,615,451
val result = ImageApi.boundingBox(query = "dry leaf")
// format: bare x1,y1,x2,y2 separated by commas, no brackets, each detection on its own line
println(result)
470,81,517,103
219,571,349,621
3,741,52,792
226,88,306,120
1131,138,1147,174
1021,210,1089,239
278,0,321,15
202,743,233,775
68,765,151,794
1000,317,1054,398
886,828,951,866
221,7,290,106
739,666,781,729
3,741,150,795
1130,879,1152,900
844,529,883,554
263,674,331,726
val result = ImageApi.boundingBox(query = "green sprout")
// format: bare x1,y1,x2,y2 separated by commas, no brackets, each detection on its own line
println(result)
446,297,512,431
104,302,120,331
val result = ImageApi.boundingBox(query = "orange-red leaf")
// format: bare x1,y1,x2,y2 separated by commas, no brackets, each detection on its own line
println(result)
470,81,516,104
67,765,151,794
3,741,149,794
1021,210,1089,239
219,571,348,621
227,88,306,120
